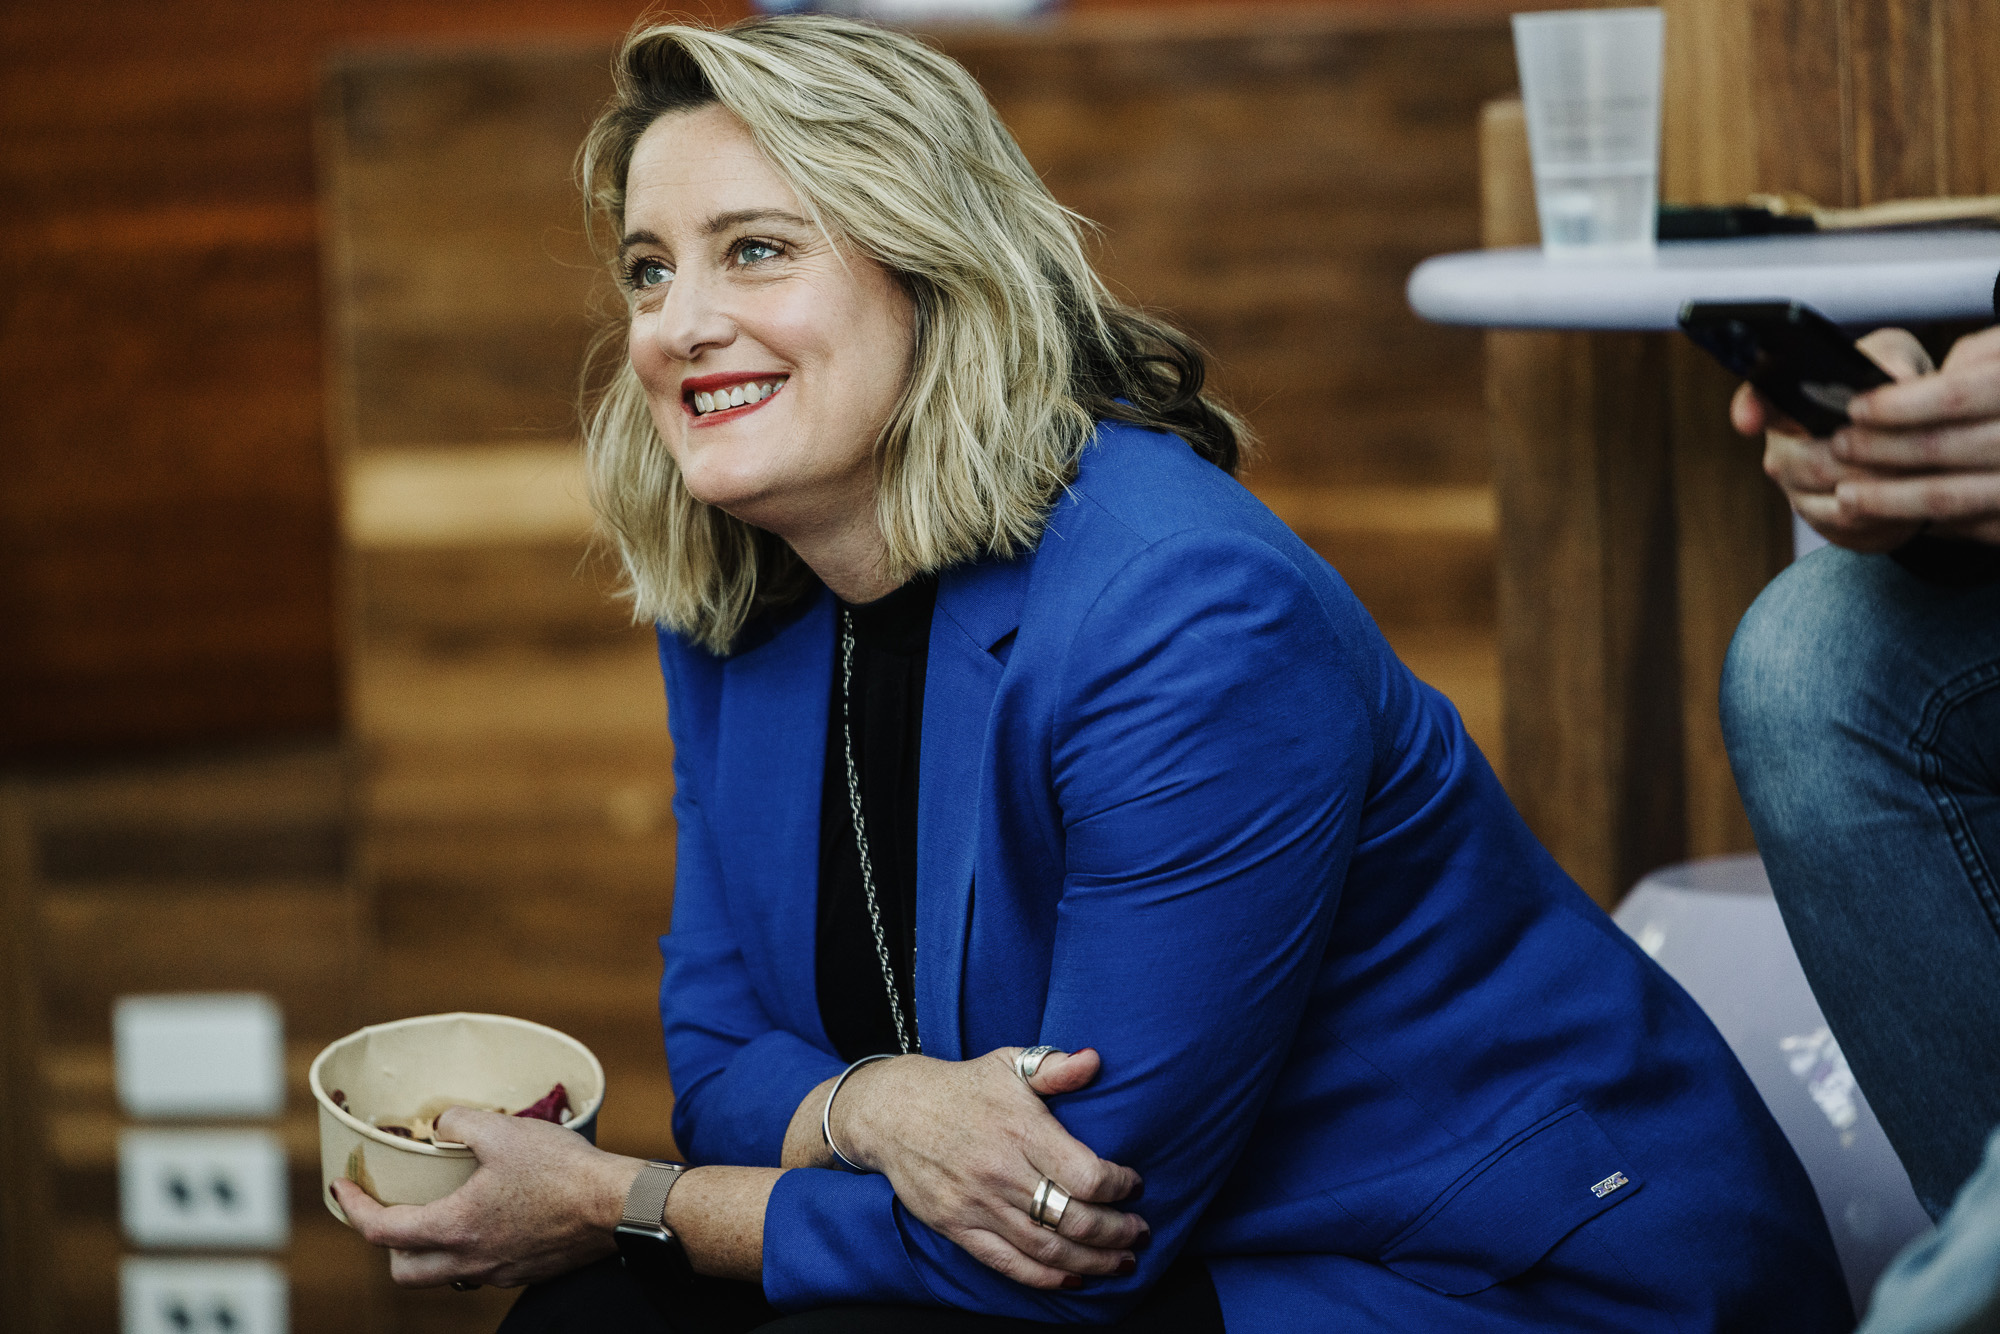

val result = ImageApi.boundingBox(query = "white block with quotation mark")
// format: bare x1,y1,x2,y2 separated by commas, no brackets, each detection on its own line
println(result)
122,1257,287,1334
120,1128,289,1250
115,993,285,1119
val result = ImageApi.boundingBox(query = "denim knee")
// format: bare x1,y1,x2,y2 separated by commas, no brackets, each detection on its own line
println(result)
1720,546,1895,786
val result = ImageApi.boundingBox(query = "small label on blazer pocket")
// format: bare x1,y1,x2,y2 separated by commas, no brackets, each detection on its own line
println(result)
1378,1106,1643,1296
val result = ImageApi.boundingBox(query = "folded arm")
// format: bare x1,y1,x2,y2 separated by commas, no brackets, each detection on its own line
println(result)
660,642,1145,1289
760,530,1373,1318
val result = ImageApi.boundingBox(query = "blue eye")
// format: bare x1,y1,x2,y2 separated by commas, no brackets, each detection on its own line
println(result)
625,257,671,290
734,240,782,265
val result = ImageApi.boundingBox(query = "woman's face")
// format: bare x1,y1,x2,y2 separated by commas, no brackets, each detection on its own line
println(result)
620,105,915,538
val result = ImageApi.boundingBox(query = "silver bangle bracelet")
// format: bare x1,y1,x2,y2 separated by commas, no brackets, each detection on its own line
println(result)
822,1053,896,1173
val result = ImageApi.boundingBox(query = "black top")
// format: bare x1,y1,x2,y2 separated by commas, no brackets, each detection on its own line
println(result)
816,576,935,1063
1892,532,2000,588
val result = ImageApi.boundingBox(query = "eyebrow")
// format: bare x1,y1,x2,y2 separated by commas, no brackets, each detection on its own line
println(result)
618,209,813,253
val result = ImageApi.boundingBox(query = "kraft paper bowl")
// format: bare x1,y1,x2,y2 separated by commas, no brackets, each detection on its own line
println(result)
310,1012,604,1224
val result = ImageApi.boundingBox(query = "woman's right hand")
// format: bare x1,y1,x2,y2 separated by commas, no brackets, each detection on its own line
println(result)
788,1046,1148,1290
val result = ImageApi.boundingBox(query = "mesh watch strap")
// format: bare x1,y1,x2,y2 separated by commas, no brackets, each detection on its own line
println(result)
620,1160,685,1233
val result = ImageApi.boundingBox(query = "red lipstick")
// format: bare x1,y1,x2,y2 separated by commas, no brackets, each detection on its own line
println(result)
682,371,783,395
681,371,789,426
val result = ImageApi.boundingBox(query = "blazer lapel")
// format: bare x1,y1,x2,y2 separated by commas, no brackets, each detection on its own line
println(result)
711,590,834,1048
917,554,1033,1060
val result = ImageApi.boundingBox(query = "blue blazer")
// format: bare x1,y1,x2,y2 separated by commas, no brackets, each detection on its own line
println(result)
655,423,1850,1330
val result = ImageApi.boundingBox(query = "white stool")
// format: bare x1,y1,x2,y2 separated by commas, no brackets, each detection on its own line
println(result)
1616,854,1933,1314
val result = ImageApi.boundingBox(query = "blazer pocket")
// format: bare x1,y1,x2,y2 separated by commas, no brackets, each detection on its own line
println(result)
1378,1105,1642,1296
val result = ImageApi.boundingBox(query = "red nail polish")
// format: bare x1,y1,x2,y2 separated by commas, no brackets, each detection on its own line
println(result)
1062,1275,1084,1290
1116,1257,1137,1276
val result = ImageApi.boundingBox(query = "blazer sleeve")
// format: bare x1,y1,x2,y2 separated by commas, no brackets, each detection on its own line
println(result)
656,640,848,1167
761,528,1376,1318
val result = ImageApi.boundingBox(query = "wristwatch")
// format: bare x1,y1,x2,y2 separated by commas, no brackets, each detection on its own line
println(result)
614,1160,694,1289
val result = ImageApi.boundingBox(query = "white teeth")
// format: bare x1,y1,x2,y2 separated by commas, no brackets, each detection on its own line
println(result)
691,379,785,416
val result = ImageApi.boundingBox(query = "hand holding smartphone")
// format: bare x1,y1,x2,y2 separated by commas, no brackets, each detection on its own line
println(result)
1678,300,1892,437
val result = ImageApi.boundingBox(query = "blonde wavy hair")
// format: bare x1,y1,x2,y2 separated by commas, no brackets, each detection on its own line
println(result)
579,14,1248,653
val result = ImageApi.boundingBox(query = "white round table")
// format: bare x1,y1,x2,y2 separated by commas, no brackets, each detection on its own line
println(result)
1406,229,2000,331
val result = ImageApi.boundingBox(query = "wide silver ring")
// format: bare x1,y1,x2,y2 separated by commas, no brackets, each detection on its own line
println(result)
1029,1176,1071,1231
1015,1044,1058,1085
449,1280,480,1292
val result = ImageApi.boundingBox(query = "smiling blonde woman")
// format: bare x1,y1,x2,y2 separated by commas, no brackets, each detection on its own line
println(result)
578,18,1244,651
332,16,1854,1334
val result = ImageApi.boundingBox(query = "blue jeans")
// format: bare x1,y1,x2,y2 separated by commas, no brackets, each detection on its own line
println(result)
1721,544,2000,1221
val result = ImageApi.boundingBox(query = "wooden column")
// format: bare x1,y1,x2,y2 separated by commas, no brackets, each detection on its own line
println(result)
1483,103,1687,906
1942,0,2000,195
1666,347,1794,857
1666,0,2000,223
1657,0,1800,859
0,786,53,1334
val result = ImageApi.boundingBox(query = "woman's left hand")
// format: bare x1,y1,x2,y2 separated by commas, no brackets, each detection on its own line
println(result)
815,1047,1149,1291
330,1107,643,1289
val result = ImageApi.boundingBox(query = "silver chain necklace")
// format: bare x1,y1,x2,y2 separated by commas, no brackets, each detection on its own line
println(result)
839,607,918,1055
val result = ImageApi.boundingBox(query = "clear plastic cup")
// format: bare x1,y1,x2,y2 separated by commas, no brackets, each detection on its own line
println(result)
1512,8,1664,261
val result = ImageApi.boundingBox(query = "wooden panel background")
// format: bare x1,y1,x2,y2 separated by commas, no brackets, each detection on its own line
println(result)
0,0,670,760
1,748,377,1334
0,0,1541,762
5,2,1547,1330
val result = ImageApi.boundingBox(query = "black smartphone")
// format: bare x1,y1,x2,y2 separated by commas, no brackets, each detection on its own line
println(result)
1678,300,1893,437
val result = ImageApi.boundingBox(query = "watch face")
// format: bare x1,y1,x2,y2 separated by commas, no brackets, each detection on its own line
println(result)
616,1223,672,1242
616,1162,693,1288
616,1221,695,1288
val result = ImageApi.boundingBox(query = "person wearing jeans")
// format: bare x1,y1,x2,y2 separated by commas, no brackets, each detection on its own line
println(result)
1722,537,2000,1217
1721,321,2000,1326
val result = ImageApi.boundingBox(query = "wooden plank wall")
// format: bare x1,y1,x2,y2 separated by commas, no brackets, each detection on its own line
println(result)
0,0,1539,761
0,747,378,1334
1480,106,1689,910
1664,0,2000,209
0,0,664,761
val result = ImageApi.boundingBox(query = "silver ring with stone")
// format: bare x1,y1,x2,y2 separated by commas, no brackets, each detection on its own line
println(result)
1029,1176,1072,1230
1015,1044,1058,1085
